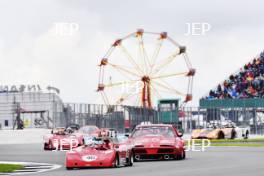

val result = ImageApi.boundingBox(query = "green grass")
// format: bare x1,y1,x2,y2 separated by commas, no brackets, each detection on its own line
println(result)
210,143,264,147
0,164,24,173
184,138,264,147
210,138,264,143
185,138,264,143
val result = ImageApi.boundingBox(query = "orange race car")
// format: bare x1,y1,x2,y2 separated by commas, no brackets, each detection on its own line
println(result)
191,122,250,139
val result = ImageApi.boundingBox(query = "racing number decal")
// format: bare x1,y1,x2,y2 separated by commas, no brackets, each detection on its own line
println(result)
82,155,98,162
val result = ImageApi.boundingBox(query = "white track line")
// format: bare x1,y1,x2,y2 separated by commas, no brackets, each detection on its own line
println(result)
0,161,61,175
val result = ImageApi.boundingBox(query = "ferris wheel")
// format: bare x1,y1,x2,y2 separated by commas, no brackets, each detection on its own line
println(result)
97,29,195,108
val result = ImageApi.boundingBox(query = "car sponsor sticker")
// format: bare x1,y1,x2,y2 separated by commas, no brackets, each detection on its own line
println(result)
82,155,97,162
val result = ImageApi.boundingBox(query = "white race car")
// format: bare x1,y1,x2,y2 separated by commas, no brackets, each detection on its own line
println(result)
218,121,250,139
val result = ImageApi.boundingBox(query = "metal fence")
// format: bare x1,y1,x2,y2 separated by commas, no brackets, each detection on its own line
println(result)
55,104,127,132
193,107,264,135
53,104,264,135
1,100,263,134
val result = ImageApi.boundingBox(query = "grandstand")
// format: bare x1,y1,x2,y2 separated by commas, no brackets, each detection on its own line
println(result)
200,50,264,108
199,51,264,134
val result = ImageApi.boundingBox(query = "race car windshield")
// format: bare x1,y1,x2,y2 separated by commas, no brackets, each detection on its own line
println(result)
85,138,112,150
131,126,175,138
79,126,98,134
85,138,103,145
116,135,128,143
53,128,66,135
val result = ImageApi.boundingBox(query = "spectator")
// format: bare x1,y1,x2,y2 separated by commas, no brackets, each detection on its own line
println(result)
205,51,264,100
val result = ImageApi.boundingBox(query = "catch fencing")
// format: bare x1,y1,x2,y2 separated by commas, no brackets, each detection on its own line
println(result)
54,104,264,135
1,101,263,135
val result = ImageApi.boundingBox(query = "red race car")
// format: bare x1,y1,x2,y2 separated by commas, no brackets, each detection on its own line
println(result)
75,125,100,137
65,134,134,169
43,127,84,150
130,123,185,161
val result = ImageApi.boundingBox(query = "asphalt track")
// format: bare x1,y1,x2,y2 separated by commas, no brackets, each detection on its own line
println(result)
0,144,264,176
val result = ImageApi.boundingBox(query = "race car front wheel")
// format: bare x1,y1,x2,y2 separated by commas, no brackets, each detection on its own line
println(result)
44,143,48,150
48,140,53,150
176,150,186,160
231,129,237,139
181,150,186,160
114,154,120,168
217,131,225,139
128,153,134,166
44,141,52,150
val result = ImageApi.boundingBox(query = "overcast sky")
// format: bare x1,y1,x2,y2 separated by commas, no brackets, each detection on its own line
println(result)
0,0,263,106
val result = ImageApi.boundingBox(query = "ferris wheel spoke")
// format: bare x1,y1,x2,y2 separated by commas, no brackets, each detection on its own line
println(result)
151,50,180,76
103,81,139,105
108,62,140,75
100,91,110,106
149,39,163,74
151,71,189,80
104,79,140,88
104,81,139,104
152,80,186,96
108,63,141,78
150,84,162,99
116,91,140,105
118,44,144,75
159,79,188,97
137,35,151,74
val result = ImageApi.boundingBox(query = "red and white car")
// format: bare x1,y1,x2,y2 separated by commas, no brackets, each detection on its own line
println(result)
65,135,133,169
98,128,117,138
130,123,185,161
43,127,84,150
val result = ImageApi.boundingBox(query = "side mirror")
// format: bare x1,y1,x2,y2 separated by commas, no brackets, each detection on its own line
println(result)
178,133,183,137
178,129,184,137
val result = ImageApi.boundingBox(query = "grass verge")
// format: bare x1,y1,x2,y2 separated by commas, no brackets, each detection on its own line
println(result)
210,143,264,147
0,164,24,173
185,138,264,147
208,138,264,143
185,138,264,143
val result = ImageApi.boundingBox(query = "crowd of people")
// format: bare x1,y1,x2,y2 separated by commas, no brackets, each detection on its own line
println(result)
205,51,264,100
